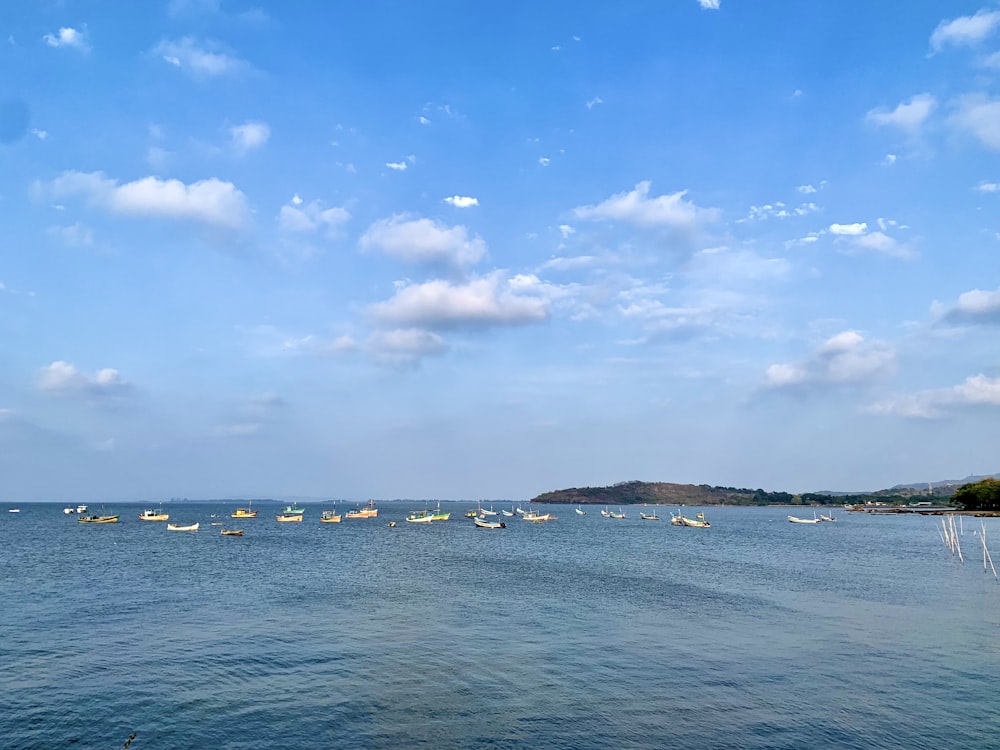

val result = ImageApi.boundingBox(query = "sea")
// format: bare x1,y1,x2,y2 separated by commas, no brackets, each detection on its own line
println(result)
2,502,1000,750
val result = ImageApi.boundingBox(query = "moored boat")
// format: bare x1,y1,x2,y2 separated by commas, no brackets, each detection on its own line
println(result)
166,522,199,531
63,506,76,514
320,509,342,523
474,516,506,529
220,529,244,536
231,502,258,519
138,507,169,522
575,507,587,516
76,504,88,513
639,512,660,521
788,515,820,524
78,514,119,524
406,509,434,523
523,511,556,522
276,514,303,522
281,504,305,515
346,499,379,519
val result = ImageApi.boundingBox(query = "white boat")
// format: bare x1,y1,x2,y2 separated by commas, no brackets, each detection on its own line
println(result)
639,512,660,521
501,508,515,517
473,516,506,529
600,507,611,518
76,504,88,513
63,507,76,514
8,508,20,513
788,515,820,524
819,512,836,522
522,511,556,522
575,507,587,516
166,522,199,532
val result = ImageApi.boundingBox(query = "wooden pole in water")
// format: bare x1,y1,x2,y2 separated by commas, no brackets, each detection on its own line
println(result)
982,522,998,579
950,515,964,562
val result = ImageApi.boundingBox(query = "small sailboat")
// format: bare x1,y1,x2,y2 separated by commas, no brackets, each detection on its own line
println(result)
575,507,587,516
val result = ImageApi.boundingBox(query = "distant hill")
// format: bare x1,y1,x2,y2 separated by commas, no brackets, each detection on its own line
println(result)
529,476,995,506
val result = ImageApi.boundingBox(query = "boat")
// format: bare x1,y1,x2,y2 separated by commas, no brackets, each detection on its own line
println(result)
281,504,305,515
464,509,478,518
819,512,836,522
231,501,258,519
501,509,515,517
600,507,611,518
167,522,199,531
515,506,526,515
138,506,169,522
608,508,627,519
346,499,379,519
681,515,710,528
320,509,342,523
387,521,397,527
639,512,660,521
220,529,244,536
474,516,506,529
478,502,499,517
429,503,450,521
276,514,303,522
406,509,434,524
76,504,88,513
78,514,119,524
63,506,76,514
522,511,556,522
8,508,20,513
788,515,820,524
575,507,587,516
210,522,223,526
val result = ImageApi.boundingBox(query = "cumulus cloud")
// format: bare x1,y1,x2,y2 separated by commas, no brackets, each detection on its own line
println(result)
868,374,1000,419
278,198,350,236
38,361,133,398
935,285,1000,325
829,222,867,236
386,154,416,171
152,37,247,76
573,181,720,230
930,9,1000,52
764,331,895,390
949,93,1000,151
443,195,479,208
360,214,487,270
866,94,936,133
744,201,819,221
371,273,551,330
698,0,721,8
367,328,447,366
43,27,90,51
977,181,1000,192
230,121,270,154
39,170,251,231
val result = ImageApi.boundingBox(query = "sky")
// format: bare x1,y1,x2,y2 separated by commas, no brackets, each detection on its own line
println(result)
2,1,1000,503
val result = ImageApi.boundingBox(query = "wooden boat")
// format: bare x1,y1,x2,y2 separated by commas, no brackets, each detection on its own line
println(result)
522,511,556,522
575,507,587,516
166,522,199,531
387,520,397,527
639,512,660,521
474,516,506,529
681,515,710,528
281,504,305,515
819,512,836,522
276,514,303,522
429,503,450,521
406,510,434,523
231,501,257,519
138,507,169,522
76,504,88,513
63,506,76,514
220,529,244,536
788,515,820,524
608,508,627,519
78,514,119,524
600,507,611,518
346,499,379,519
320,509,342,523
464,509,478,518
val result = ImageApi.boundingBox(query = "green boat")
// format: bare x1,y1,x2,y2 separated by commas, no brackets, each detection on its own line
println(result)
281,504,305,515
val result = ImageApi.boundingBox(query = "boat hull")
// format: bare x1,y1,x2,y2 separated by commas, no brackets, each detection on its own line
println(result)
78,515,119,524
166,523,199,531
276,515,303,522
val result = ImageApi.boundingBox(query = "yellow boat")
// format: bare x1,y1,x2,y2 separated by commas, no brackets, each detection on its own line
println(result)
138,507,169,522
231,501,258,519
346,499,379,519
320,509,342,523
276,514,303,522
78,514,120,524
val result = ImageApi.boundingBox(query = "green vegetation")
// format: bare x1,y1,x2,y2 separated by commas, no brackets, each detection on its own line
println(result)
952,478,1000,512
531,480,954,507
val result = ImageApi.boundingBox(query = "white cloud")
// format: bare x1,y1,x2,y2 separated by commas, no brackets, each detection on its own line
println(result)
764,331,895,390
43,27,90,51
949,93,1000,151
744,201,819,221
797,184,817,194
586,97,604,109
977,181,1000,192
829,222,867,236
230,121,270,154
152,37,246,76
937,285,1000,325
573,181,720,230
698,0,721,8
371,273,551,330
869,374,1000,419
538,157,551,167
47,223,94,247
882,153,898,166
443,195,479,208
386,161,408,171
360,214,487,269
38,361,133,398
851,230,913,259
930,9,1000,52
866,93,936,133
368,328,446,365
31,128,47,140
278,199,350,236
40,170,251,231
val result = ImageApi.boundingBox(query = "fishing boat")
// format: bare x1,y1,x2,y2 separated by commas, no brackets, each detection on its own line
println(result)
522,510,556,522
276,514,303,523
501,508,515,517
387,521,397,527
819,512,836,522
464,509,478,518
429,503,450,521
166,522,199,531
608,508,627,519
788,515,820,524
138,506,169,522
681,514,711,528
76,504,88,513
78,514,119,524
281,504,305,515
220,529,244,536
639,512,660,521
63,506,76,514
406,509,434,524
231,501,257,519
346,499,379,519
320,509,342,523
474,516,506,529
575,507,587,516
600,507,611,518
8,508,20,513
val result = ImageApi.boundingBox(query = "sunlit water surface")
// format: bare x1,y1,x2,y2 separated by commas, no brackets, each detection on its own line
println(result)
3,503,999,749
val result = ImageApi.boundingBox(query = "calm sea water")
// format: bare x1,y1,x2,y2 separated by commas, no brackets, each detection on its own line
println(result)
2,502,999,749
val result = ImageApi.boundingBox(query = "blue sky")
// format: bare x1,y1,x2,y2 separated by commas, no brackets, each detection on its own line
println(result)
2,1,1000,502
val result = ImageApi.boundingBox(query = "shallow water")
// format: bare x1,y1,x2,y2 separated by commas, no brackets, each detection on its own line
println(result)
2,503,998,749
